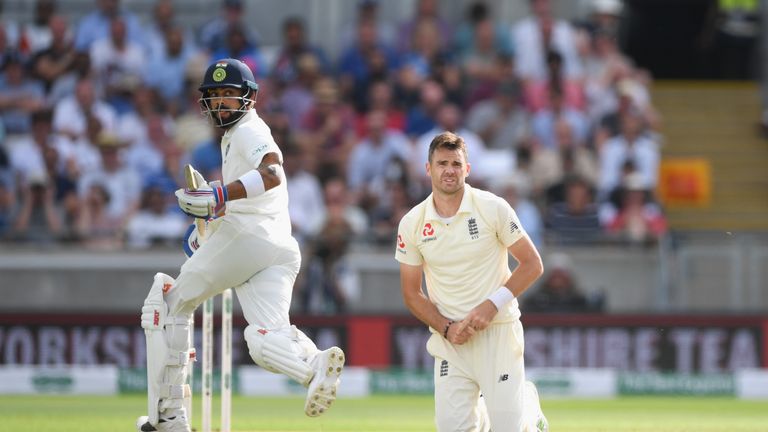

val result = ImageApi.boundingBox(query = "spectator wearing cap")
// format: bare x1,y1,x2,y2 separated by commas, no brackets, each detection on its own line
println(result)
524,252,598,312
0,53,46,135
73,0,144,53
589,0,623,34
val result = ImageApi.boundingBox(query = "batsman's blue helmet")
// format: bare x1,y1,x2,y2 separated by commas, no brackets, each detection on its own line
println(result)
198,58,259,128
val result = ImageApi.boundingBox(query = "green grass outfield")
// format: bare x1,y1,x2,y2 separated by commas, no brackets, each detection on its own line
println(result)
1,394,765,431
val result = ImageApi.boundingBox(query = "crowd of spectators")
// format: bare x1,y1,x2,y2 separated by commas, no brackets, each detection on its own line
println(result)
0,0,668,313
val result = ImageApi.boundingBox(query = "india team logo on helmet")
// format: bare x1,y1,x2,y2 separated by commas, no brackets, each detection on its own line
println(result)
198,58,259,128
212,67,227,82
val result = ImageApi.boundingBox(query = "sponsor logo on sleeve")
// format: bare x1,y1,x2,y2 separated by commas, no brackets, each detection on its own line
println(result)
250,143,269,159
397,234,406,254
509,220,519,234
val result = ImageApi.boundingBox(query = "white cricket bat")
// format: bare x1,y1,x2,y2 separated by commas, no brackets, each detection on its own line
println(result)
184,164,206,237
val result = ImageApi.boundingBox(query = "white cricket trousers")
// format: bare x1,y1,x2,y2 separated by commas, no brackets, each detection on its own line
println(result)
427,320,526,432
165,213,300,329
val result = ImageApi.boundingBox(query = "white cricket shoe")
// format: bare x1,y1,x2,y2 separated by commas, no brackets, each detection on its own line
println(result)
136,415,191,432
525,380,549,432
304,346,345,417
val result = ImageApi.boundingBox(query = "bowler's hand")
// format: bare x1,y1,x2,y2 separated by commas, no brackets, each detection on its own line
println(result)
448,319,476,345
458,300,498,333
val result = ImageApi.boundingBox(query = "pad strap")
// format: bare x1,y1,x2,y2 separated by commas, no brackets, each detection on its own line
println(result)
167,349,195,367
159,383,190,399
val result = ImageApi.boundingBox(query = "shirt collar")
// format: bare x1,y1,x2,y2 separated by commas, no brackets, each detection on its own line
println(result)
224,109,256,137
425,184,475,222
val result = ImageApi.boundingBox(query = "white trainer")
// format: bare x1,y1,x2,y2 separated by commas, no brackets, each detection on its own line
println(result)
525,381,549,432
304,346,345,417
136,415,191,432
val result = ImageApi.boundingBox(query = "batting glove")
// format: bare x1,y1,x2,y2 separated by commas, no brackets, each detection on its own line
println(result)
175,184,228,219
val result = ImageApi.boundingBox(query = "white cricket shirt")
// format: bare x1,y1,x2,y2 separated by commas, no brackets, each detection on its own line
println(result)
220,110,290,226
395,184,526,324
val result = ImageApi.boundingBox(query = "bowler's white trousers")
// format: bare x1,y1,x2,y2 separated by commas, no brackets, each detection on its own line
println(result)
427,320,527,432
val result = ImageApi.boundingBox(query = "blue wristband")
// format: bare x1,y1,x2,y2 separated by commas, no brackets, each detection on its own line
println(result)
212,185,228,205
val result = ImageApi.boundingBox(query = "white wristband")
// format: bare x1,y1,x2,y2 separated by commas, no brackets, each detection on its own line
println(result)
238,170,265,198
488,286,515,310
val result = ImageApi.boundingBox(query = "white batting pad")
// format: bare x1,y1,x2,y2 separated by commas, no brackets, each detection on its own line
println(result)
244,325,314,386
142,273,194,426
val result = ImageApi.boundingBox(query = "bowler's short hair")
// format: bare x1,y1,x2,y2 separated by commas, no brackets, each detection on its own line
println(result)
428,131,468,163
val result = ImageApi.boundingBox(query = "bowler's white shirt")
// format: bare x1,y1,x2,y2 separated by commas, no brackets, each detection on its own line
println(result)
396,184,526,325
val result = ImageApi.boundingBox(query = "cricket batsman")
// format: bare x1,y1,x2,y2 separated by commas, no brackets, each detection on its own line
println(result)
136,58,344,432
